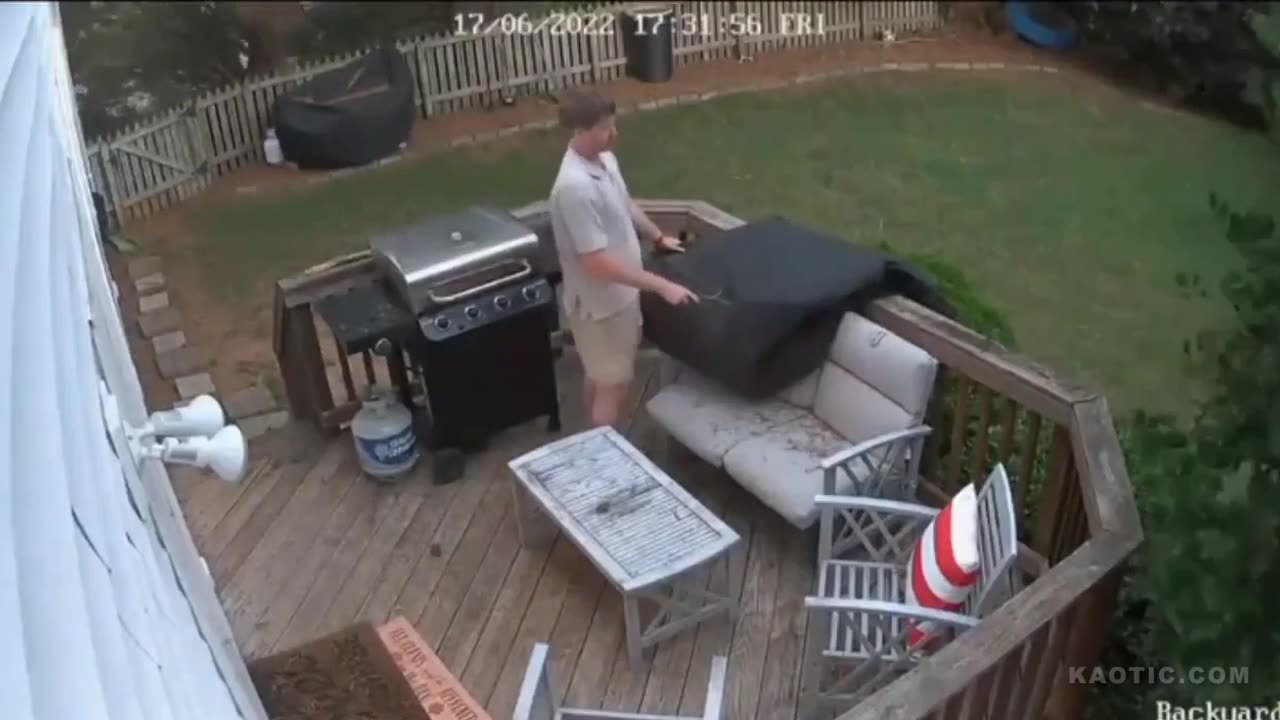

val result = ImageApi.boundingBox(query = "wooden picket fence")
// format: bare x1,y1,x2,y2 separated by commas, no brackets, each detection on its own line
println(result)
84,1,943,226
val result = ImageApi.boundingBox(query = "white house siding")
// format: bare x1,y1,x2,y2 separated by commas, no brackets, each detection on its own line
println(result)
0,4,265,720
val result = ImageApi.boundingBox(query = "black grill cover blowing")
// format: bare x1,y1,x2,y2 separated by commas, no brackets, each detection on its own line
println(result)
640,217,952,400
273,47,415,170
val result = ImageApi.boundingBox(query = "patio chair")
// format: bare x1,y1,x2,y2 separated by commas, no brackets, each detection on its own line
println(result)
799,464,1020,718
514,643,727,720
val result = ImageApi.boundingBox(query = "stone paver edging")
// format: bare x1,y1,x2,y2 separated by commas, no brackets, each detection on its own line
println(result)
127,255,289,441
438,61,1061,151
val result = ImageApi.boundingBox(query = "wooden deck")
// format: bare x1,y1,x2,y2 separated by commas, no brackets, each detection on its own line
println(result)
172,350,819,720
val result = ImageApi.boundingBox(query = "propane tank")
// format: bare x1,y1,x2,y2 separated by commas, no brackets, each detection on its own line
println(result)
351,385,418,481
263,128,284,166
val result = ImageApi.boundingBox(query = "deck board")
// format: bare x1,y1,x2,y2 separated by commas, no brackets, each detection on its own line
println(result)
220,442,351,630
205,439,317,581
247,452,371,656
317,463,434,633
178,352,818,720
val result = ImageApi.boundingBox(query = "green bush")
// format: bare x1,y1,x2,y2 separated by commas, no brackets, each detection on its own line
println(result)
1067,1,1280,131
903,252,1018,349
881,246,1018,348
1091,196,1280,716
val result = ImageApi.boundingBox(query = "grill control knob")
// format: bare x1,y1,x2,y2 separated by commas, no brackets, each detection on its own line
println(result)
521,285,540,301
433,316,450,330
464,305,480,319
493,295,510,310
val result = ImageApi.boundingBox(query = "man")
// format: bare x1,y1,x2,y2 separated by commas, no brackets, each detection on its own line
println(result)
549,89,699,428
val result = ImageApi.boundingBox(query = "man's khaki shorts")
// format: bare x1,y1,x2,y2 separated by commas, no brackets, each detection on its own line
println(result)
567,301,642,386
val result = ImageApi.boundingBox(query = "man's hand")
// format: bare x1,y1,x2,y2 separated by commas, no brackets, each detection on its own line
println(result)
655,234,686,253
657,278,699,306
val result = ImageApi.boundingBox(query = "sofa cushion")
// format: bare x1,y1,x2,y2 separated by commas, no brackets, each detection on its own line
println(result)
824,313,938,419
645,369,807,467
778,369,821,409
723,414,882,529
813,361,914,445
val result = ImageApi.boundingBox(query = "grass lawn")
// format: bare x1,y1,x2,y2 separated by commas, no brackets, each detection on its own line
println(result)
183,71,1280,417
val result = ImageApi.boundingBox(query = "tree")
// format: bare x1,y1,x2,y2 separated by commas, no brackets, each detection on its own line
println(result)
1067,1,1280,129
232,2,309,75
62,1,249,138
286,2,454,58
62,1,583,140
1246,7,1280,136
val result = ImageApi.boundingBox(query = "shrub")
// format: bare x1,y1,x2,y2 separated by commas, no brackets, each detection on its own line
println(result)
1067,1,1280,131
1091,196,1280,716
902,252,1018,349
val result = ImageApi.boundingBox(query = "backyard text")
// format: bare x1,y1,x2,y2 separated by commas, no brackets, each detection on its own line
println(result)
1156,701,1280,719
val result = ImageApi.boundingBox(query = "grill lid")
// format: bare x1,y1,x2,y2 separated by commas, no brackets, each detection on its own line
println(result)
370,206,540,314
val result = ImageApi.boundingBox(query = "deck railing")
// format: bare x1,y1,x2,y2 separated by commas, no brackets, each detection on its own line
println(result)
851,299,1140,719
271,199,1140,720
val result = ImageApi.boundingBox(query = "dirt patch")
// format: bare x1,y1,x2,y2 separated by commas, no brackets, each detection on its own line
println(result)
119,31,1103,400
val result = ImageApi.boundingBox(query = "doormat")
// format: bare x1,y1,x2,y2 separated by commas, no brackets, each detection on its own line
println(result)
376,616,492,720
247,622,431,720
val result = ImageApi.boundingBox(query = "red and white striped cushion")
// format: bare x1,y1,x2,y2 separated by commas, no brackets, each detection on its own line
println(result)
904,483,980,650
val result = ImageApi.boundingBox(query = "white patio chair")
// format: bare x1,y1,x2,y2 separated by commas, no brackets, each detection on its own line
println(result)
799,464,1020,718
514,642,727,720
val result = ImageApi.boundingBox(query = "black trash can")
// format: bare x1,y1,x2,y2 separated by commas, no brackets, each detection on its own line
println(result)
620,5,675,83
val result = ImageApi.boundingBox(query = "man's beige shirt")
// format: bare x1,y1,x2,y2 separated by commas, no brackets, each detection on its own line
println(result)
549,147,643,320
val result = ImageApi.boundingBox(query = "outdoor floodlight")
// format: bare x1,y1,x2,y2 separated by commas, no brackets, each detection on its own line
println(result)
133,425,248,483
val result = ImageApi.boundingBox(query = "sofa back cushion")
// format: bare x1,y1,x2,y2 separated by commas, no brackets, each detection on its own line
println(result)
813,364,913,443
812,313,938,442
778,369,821,409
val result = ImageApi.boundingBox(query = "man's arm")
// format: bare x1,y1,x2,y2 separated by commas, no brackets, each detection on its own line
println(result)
628,198,664,245
579,250,672,294
556,185,674,294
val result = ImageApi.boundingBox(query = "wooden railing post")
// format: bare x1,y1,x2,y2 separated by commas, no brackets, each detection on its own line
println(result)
238,79,260,165
272,284,334,427
424,42,440,117
731,1,745,59
1034,425,1077,560
183,98,212,179
1044,567,1125,720
97,143,126,228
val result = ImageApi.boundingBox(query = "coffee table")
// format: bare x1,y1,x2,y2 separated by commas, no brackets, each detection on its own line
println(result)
507,426,744,667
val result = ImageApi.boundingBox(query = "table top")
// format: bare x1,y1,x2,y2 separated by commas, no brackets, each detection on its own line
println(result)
507,426,740,592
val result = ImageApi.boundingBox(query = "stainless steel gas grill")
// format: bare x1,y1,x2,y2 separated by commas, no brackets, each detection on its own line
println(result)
318,206,561,483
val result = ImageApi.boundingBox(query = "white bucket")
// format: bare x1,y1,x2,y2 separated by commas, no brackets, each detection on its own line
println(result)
263,128,284,166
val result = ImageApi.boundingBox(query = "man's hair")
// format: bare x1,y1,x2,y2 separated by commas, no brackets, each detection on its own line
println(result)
558,89,616,131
